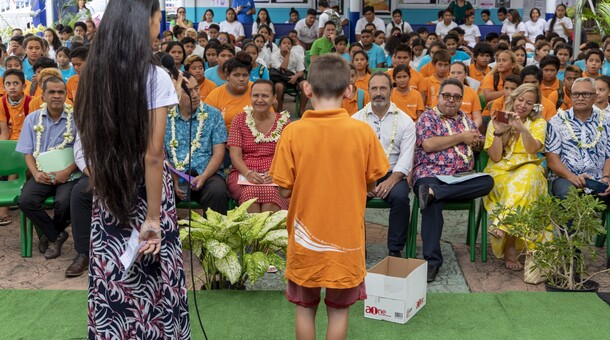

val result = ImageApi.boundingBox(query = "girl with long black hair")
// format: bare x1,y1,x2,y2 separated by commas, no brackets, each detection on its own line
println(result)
75,0,190,338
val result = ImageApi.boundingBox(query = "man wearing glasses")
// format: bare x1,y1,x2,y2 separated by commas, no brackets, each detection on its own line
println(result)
412,78,494,283
546,77,610,201
353,72,416,259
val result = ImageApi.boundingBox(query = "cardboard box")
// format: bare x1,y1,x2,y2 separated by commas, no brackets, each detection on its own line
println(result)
364,257,427,324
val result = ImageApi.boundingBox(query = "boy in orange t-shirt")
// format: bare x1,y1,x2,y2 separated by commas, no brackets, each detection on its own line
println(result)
270,54,389,339
0,69,31,225
386,45,423,91
539,55,561,99
184,55,217,101
419,49,451,108
66,46,88,102
343,65,370,114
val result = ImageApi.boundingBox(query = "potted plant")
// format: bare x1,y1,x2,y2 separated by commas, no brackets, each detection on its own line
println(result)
492,188,609,291
179,198,288,290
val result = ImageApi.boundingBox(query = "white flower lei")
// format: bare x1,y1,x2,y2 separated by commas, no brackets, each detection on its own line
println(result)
243,105,290,143
33,103,74,171
359,103,399,159
560,108,604,149
433,107,472,163
168,102,208,172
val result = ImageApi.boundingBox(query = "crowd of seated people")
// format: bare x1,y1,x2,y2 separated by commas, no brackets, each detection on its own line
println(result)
1,2,610,285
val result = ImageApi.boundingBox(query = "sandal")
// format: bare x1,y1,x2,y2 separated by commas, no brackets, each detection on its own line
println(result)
0,215,12,226
267,265,278,273
488,228,504,239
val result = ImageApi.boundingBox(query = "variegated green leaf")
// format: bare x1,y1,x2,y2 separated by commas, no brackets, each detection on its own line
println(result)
245,211,272,241
262,229,288,248
246,251,270,284
205,209,225,225
267,252,286,272
206,239,231,259
215,251,241,284
227,198,257,221
255,210,288,239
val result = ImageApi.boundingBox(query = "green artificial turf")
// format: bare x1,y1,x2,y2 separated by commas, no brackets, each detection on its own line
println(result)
0,290,608,339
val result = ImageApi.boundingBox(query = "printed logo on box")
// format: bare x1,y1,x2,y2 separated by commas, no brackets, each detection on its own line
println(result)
416,297,425,309
365,306,389,317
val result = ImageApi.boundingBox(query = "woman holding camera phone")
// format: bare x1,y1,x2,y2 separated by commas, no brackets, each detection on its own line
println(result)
483,83,551,278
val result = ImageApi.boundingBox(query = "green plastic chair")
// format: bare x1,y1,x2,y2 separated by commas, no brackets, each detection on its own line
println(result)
23,197,52,257
409,153,486,262
0,141,30,257
473,151,490,262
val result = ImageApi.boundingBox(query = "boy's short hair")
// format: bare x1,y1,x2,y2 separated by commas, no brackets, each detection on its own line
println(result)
521,65,542,82
539,55,560,70
565,64,583,75
5,55,23,67
485,32,499,42
585,48,604,62
307,54,350,99
498,7,507,15
324,20,336,29
481,9,491,16
360,29,372,36
318,0,329,7
498,34,510,42
417,27,429,34
393,44,412,56
37,68,63,83
162,30,174,38
23,35,44,49
208,24,220,31
451,27,465,35
70,46,89,60
504,74,522,87
181,37,196,45
33,57,57,71
334,35,348,45
392,64,411,79
3,69,25,84
443,34,458,43
74,21,87,32
184,55,204,70
362,6,374,15
432,49,452,64
197,31,208,39
473,42,494,57
60,26,74,34
218,43,235,56
374,30,385,38
494,42,509,53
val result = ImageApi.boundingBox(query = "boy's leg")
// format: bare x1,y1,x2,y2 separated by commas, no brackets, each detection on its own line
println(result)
295,305,317,340
326,306,349,340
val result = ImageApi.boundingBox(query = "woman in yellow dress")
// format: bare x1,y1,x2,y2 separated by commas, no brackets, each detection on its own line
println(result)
483,83,548,272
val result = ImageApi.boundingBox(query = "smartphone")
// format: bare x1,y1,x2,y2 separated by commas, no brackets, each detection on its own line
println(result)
584,178,609,194
493,110,511,124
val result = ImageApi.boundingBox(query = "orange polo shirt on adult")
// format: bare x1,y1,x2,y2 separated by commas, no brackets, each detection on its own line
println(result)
342,89,370,115
541,78,560,99
547,87,572,111
355,73,372,92
387,67,423,91
468,63,490,84
270,108,389,288
0,95,31,140
391,88,424,120
460,86,482,120
419,75,444,108
199,78,217,102
204,82,253,131
66,75,79,102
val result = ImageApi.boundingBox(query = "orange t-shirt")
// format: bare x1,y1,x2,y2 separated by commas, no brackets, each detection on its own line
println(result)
480,73,504,93
354,73,372,92
541,96,558,120
460,86,482,119
468,63,490,84
387,67,423,91
342,88,370,115
0,95,31,140
270,108,389,288
541,78,560,99
488,96,505,117
67,75,79,102
418,75,444,108
391,88,424,120
204,82,253,131
547,87,572,111
419,62,436,78
199,78,217,102
28,96,74,112
24,82,42,98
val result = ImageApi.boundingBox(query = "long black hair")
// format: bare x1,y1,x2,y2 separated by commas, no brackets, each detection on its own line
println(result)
548,4,566,35
75,0,160,224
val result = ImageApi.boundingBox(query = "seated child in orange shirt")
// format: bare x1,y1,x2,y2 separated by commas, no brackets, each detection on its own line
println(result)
449,62,482,127
343,64,371,114
352,51,372,92
419,49,451,108
390,64,423,120
270,54,389,340
66,46,89,102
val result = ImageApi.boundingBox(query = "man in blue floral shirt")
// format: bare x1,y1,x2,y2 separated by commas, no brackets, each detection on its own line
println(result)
413,78,493,283
546,77,610,199
164,72,229,214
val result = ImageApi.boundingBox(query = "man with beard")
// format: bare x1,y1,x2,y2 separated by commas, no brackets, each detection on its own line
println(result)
353,72,415,258
412,78,494,282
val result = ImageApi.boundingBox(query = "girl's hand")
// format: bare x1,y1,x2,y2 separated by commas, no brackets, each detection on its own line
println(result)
139,219,162,256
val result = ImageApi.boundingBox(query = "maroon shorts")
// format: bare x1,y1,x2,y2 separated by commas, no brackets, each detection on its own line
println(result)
286,280,367,309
